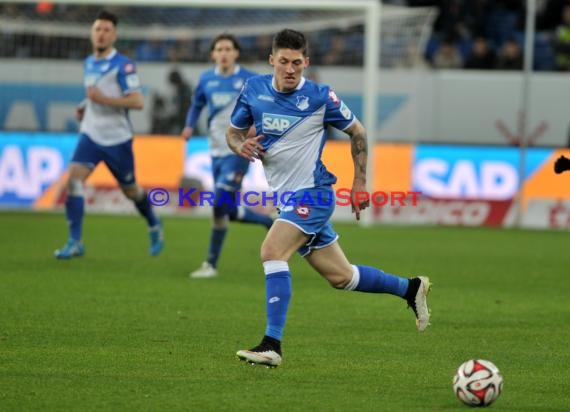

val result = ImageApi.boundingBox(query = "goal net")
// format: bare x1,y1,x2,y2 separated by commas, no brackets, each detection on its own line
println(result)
0,2,436,69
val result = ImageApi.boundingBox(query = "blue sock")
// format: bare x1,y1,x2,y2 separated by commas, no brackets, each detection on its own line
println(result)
134,192,160,227
238,207,273,229
352,265,409,297
263,261,292,341
65,195,84,241
207,228,227,267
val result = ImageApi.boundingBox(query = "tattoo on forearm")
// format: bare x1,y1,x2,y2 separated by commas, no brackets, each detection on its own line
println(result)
350,131,368,179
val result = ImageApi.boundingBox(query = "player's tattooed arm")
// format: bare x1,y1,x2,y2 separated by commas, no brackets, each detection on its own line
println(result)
346,119,368,184
344,119,369,220
227,126,265,162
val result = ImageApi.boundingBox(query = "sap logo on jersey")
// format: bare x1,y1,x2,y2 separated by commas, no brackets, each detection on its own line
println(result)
413,159,518,199
211,92,236,107
262,113,301,136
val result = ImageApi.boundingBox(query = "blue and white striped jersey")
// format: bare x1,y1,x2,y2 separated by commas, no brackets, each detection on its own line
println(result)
231,75,356,201
80,49,141,146
185,65,256,157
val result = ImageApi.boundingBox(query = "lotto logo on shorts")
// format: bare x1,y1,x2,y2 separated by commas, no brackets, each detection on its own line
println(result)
295,204,311,219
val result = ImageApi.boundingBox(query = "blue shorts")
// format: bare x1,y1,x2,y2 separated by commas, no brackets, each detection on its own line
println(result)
211,154,250,192
71,134,135,186
277,186,339,257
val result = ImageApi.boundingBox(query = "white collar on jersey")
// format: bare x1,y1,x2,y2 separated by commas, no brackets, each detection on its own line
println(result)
214,64,241,76
93,48,117,61
272,76,306,93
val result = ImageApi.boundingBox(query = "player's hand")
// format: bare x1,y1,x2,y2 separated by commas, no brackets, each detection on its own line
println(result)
554,155,570,174
181,126,193,141
75,106,85,122
238,135,265,162
86,86,106,104
351,179,370,221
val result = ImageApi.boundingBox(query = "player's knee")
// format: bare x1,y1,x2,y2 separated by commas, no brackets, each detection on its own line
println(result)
213,215,228,229
67,178,84,196
122,185,142,201
321,270,352,290
328,276,351,290
260,242,281,262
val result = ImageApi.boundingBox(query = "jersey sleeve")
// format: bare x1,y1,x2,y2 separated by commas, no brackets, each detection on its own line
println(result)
230,81,253,130
118,59,141,95
323,86,356,131
185,77,207,128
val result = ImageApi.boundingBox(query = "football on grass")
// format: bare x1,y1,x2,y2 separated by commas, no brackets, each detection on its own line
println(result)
453,359,503,407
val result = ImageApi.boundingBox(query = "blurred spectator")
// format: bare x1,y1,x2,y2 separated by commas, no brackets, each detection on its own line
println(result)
537,0,570,30
463,0,493,38
168,39,194,63
136,37,168,62
496,38,523,70
254,34,273,62
553,4,570,70
150,93,170,134
167,69,193,132
464,37,496,69
395,44,431,69
433,0,468,41
432,38,463,69
322,34,347,66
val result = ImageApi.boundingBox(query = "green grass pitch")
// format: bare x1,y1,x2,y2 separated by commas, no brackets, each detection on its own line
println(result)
1,211,569,411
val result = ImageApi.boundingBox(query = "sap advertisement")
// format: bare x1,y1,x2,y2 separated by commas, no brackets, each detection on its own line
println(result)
413,145,552,200
1,132,570,228
0,134,77,207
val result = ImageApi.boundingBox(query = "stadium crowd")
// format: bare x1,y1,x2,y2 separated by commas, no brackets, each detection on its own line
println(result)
0,0,569,71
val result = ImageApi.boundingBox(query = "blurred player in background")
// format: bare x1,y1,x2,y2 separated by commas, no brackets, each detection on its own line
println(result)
228,29,431,367
554,155,570,174
55,10,164,259
181,34,273,279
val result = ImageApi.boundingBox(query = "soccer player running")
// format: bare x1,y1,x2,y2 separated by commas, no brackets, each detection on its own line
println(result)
181,34,273,279
54,10,164,259
228,29,431,367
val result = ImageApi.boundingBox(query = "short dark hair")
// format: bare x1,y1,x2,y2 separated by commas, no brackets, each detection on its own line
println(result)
96,10,118,26
272,29,308,56
210,33,240,52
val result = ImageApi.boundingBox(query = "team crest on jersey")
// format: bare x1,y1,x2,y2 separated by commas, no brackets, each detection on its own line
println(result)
262,113,302,136
124,63,135,73
212,92,235,107
328,90,340,106
295,204,311,219
296,95,310,111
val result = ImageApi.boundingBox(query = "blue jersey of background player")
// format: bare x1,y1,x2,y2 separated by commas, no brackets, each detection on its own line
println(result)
227,29,432,367
181,34,273,279
54,10,163,259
